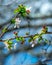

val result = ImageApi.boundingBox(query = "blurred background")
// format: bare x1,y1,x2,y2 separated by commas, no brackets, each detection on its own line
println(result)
0,0,52,65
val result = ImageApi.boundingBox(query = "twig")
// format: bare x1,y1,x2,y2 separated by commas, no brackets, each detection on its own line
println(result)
0,32,52,42
0,13,19,38
0,14,52,26
5,24,52,33
0,23,11,38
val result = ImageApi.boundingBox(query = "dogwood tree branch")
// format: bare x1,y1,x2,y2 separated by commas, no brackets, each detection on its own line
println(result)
0,14,52,27
5,24,52,33
0,23,11,38
0,32,52,42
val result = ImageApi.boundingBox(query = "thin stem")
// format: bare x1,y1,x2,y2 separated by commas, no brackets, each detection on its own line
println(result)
0,32,52,42
0,23,11,38
0,14,52,27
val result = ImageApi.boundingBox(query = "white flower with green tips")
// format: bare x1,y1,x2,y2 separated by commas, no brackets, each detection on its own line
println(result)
14,18,21,28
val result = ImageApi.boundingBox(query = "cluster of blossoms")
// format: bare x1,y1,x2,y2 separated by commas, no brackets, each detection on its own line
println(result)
14,18,21,28
4,25,48,50
30,40,37,47
29,25,48,48
26,6,31,14
14,4,31,16
13,5,31,28
4,40,13,50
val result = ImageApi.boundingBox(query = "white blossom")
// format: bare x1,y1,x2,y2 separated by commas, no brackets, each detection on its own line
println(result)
4,41,13,50
14,43,17,49
30,41,33,44
30,41,35,47
14,18,21,28
4,41,10,50
31,43,35,47
30,40,37,48
4,41,9,48
26,6,32,11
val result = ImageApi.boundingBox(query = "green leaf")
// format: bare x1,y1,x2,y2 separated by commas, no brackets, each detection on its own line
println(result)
16,38,20,42
21,13,27,17
11,19,15,24
28,38,32,42
2,27,7,33
8,40,13,45
8,45,12,50
38,38,42,43
6,40,13,50
14,4,27,17
33,34,39,40
43,38,48,43
19,37,25,41
21,37,24,41
46,27,48,32
14,8,20,13
20,8,26,13
19,37,22,41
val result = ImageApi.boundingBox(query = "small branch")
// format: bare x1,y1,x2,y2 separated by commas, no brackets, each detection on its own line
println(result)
0,14,52,27
0,23,11,38
0,32,52,42
6,24,52,33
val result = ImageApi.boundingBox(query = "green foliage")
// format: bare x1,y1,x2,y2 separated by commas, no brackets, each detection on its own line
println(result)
43,38,48,43
16,36,25,42
33,34,39,40
11,18,15,24
6,40,13,50
38,36,43,43
16,37,20,42
14,4,27,16
3,26,49,49
8,40,13,45
28,36,34,42
8,45,12,50
41,26,48,34
28,38,32,42
2,27,7,33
